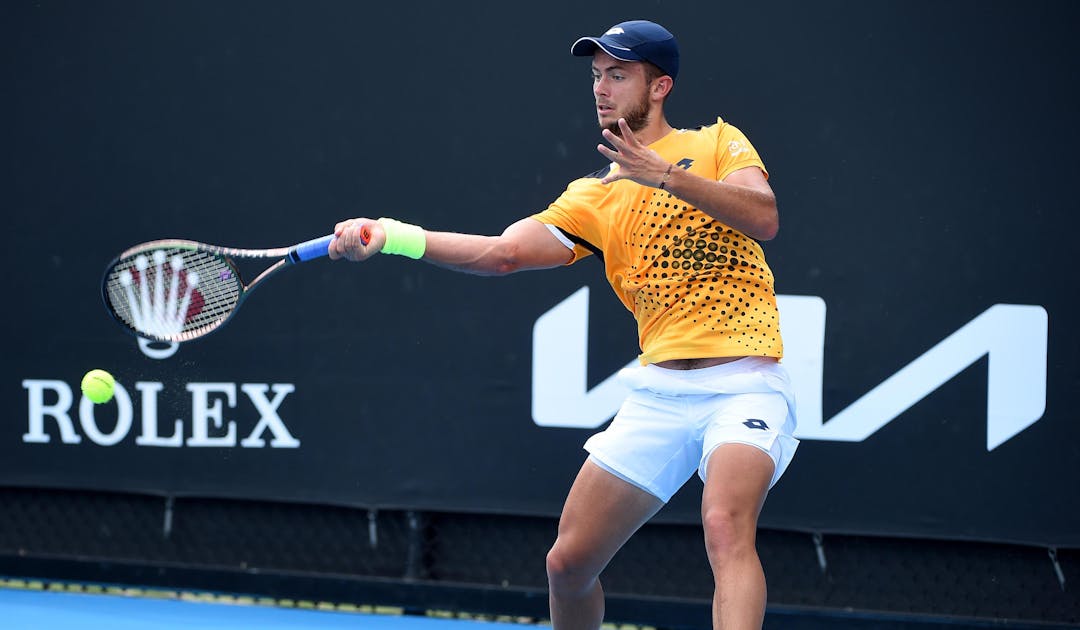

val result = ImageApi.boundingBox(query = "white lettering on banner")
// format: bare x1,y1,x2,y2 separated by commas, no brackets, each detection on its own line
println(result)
531,287,636,429
78,387,133,446
134,382,182,447
20,380,299,448
239,384,299,448
530,287,1048,451
23,380,81,444
187,382,238,447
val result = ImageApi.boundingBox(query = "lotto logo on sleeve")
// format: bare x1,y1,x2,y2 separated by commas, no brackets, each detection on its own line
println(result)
743,419,770,431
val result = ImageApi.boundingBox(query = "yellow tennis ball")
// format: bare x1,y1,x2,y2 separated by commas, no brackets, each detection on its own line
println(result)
81,369,116,404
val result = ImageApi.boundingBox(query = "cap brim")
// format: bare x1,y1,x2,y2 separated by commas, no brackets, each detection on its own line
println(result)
570,36,643,62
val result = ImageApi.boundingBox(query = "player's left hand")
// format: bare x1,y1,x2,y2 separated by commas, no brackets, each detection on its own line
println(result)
597,118,671,188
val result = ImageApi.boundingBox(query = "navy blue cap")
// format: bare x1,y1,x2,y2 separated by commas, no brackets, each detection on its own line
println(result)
571,20,679,80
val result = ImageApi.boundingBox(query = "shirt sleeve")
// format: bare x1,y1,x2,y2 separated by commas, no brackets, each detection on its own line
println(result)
715,121,769,181
530,172,610,264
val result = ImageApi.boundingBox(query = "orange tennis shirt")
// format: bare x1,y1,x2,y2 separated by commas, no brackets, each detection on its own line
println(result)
531,117,783,365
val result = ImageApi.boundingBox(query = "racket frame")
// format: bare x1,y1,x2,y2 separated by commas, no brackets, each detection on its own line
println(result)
100,234,334,343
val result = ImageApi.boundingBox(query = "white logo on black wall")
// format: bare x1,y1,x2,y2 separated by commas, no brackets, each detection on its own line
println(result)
18,268,301,448
21,381,299,448
531,288,1048,451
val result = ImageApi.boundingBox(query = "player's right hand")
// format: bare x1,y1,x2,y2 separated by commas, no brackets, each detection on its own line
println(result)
329,218,384,261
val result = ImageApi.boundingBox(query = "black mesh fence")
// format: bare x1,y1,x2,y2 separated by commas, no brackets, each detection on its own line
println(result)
0,487,1077,628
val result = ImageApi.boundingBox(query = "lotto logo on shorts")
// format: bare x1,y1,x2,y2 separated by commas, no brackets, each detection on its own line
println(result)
743,419,769,431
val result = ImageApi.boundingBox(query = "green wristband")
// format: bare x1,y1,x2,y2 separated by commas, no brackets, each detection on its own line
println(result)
377,218,427,259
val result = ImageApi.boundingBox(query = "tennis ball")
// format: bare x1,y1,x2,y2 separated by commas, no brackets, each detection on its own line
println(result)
81,369,116,404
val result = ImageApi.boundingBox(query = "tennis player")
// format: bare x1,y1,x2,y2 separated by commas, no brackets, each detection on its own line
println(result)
329,20,798,630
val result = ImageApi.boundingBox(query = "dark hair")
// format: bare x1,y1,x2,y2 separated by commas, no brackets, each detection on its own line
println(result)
643,61,673,100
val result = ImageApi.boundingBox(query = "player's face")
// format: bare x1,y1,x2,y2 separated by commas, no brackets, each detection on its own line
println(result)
591,51,653,136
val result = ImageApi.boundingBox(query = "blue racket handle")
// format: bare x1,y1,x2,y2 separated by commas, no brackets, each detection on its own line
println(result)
289,234,334,262
287,227,371,263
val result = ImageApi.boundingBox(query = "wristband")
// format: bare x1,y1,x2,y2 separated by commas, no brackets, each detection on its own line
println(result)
658,163,674,190
377,217,427,259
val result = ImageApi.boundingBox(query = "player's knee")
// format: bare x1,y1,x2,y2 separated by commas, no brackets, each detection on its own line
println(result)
546,541,600,595
702,506,755,562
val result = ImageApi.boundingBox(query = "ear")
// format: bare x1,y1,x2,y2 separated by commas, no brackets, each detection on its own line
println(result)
651,76,673,99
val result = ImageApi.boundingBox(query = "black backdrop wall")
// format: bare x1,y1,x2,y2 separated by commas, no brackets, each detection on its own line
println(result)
4,1,1077,549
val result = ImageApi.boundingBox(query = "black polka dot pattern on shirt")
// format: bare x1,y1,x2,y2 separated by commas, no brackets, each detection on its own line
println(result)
626,192,778,355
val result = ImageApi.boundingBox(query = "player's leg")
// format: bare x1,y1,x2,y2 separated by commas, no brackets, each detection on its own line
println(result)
546,458,664,630
700,443,775,629
696,382,796,630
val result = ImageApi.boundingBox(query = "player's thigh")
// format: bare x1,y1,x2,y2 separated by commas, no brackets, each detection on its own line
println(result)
698,391,796,491
700,443,774,539
552,459,664,572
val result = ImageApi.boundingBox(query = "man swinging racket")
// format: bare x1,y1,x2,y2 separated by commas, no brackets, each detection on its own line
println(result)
329,19,799,630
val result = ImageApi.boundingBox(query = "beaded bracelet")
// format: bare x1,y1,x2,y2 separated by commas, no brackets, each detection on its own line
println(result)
658,163,674,190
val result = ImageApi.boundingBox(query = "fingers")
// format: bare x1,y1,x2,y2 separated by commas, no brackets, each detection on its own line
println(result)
598,158,620,185
328,218,383,261
600,119,676,187
597,127,624,185
600,119,639,147
596,117,643,165
602,118,640,147
600,127,621,146
597,119,649,185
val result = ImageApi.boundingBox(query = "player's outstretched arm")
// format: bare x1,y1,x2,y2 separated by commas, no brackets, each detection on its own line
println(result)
423,218,572,276
329,217,571,276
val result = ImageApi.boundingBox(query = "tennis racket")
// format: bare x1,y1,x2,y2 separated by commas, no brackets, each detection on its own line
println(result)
101,228,369,343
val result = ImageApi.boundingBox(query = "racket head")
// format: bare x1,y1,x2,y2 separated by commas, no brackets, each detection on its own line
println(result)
101,240,245,343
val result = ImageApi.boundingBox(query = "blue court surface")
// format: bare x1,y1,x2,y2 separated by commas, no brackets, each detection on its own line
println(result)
0,584,533,630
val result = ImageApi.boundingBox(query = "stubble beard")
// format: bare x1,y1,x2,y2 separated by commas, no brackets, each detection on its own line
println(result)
601,89,652,137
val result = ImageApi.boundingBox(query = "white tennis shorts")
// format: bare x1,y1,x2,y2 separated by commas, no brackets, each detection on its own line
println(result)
584,357,799,503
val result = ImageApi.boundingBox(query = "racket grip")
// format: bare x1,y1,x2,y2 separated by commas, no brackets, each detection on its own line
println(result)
288,234,335,263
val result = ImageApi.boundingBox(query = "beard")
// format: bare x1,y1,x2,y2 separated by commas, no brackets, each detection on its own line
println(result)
601,89,652,137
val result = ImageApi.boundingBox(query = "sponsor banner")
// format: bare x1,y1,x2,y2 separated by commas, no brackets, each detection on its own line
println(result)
3,2,1076,547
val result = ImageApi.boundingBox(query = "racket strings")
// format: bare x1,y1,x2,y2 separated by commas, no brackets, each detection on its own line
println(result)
104,248,241,341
